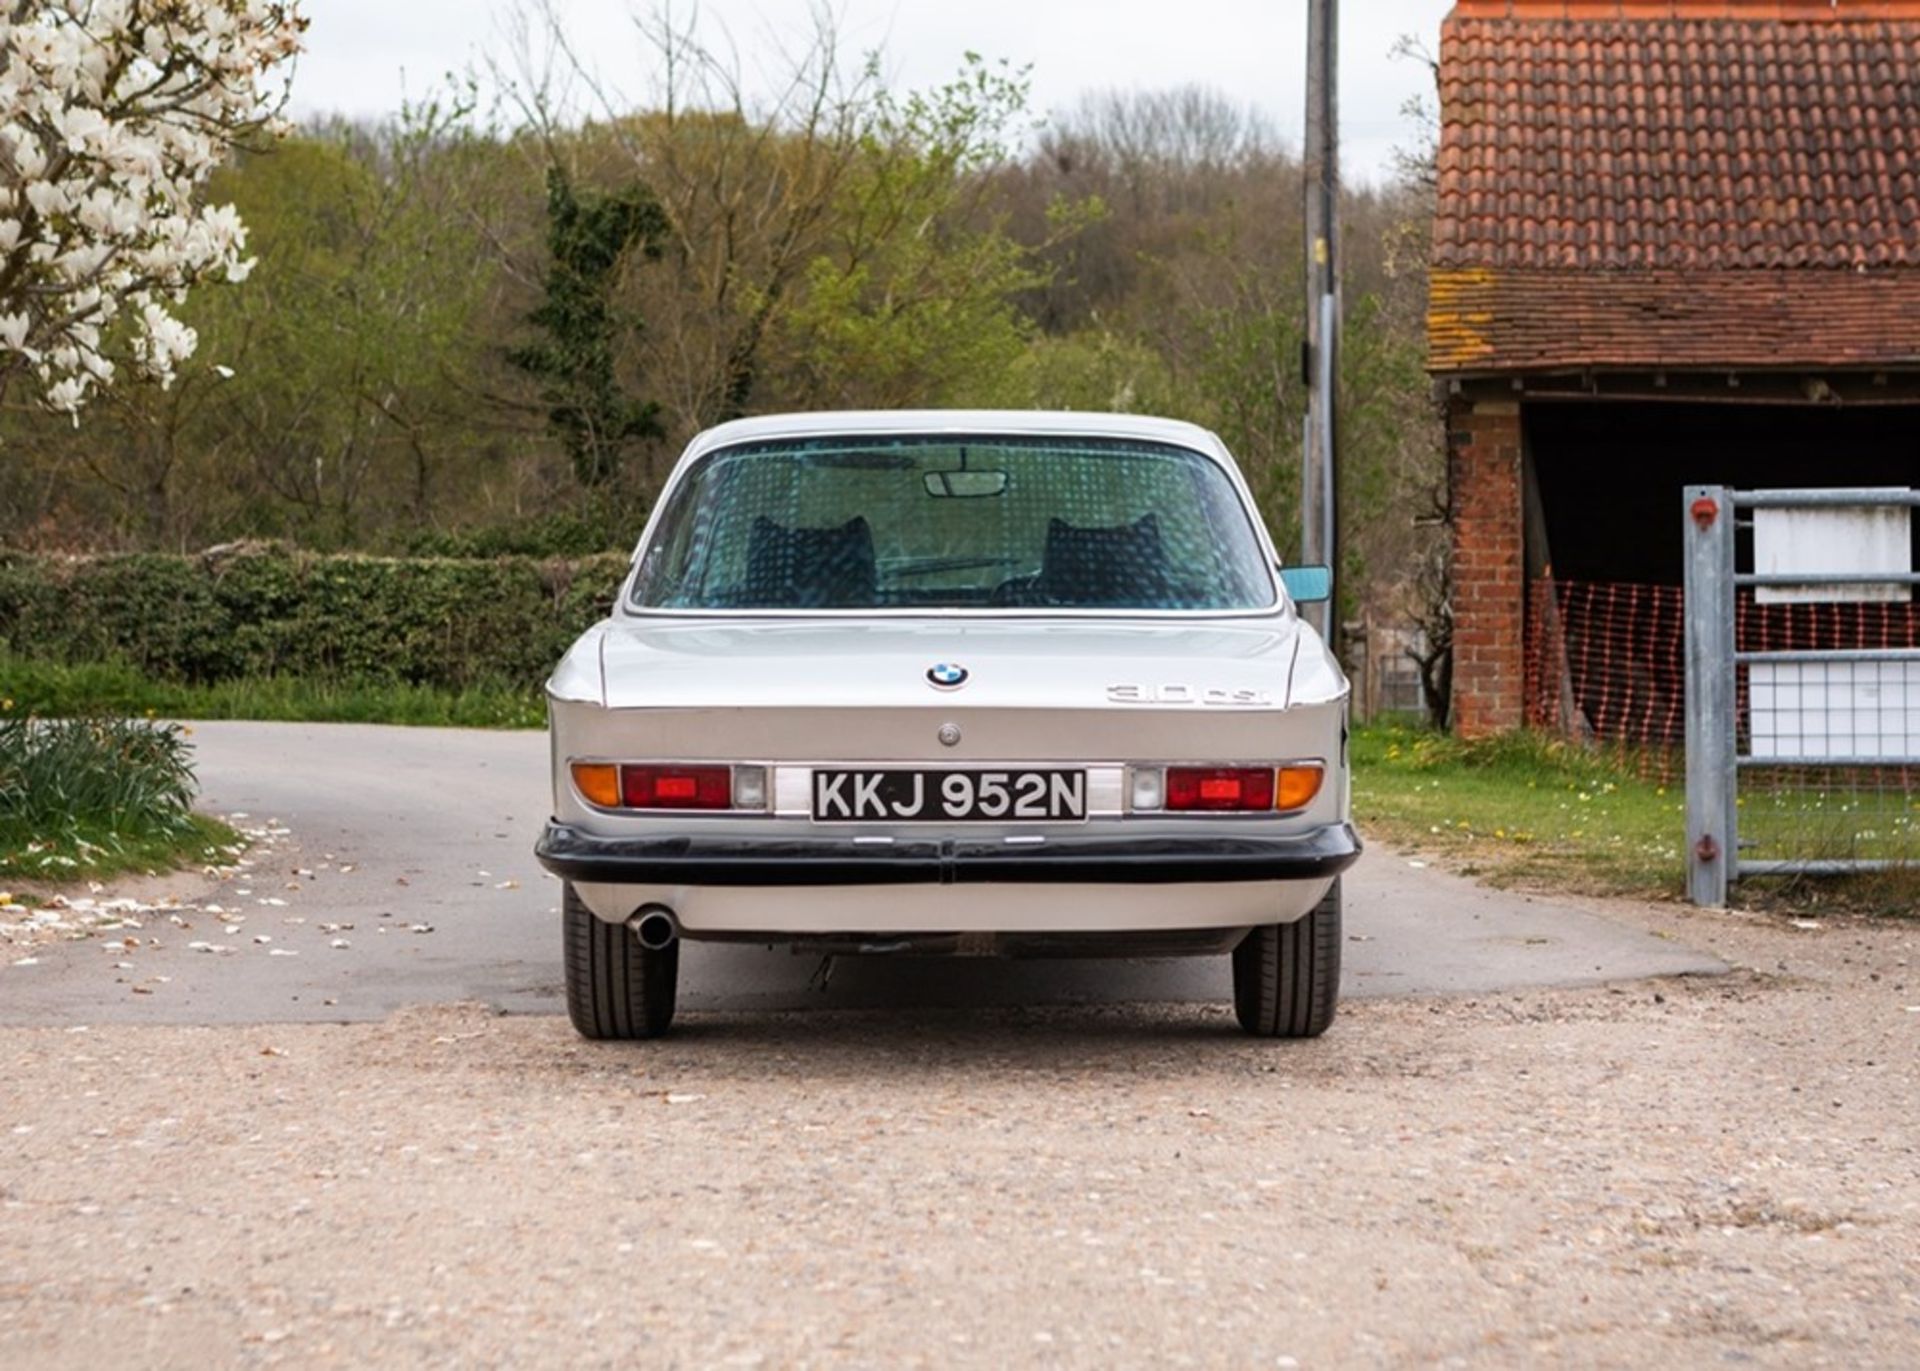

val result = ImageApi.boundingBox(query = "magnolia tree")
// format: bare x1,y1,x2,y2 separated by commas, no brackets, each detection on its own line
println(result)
0,0,304,415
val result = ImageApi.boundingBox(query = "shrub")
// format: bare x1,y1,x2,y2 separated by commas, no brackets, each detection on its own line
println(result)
0,711,198,855
398,509,636,559
0,546,631,694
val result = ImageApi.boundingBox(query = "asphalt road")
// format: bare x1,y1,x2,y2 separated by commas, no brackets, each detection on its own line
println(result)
0,721,1724,1026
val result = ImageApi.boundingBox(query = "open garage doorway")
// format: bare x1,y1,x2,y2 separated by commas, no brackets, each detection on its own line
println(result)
1521,401,1920,748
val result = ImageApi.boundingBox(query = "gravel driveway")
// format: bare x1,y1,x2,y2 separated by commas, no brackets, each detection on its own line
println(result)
3,902,1916,1368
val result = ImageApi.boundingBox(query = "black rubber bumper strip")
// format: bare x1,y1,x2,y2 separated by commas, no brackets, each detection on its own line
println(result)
534,821,1363,888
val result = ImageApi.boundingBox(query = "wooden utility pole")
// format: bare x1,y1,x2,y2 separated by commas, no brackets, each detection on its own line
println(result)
1302,0,1341,643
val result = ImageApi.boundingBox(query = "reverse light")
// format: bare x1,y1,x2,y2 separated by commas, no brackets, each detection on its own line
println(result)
1166,767,1276,812
621,764,732,810
730,765,770,812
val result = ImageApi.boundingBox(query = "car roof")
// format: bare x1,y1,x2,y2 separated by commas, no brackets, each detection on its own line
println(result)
682,410,1230,460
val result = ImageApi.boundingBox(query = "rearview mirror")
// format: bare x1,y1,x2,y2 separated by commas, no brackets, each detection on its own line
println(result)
924,470,1009,498
1279,564,1333,604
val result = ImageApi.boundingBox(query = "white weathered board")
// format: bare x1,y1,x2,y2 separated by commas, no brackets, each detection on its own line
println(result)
1754,500,1912,605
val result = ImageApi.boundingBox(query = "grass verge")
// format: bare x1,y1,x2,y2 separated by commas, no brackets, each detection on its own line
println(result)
0,655,544,729
0,812,240,885
1353,723,1920,914
1351,723,1687,899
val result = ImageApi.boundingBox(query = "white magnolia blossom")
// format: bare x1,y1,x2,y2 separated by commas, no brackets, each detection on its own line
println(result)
0,1,304,414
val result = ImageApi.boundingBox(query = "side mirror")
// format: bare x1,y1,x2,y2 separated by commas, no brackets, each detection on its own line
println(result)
1279,564,1333,604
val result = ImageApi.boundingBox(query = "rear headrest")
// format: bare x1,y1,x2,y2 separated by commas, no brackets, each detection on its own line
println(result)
1037,513,1173,606
744,515,877,607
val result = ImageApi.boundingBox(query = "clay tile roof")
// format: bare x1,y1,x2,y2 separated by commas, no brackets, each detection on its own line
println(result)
1430,0,1920,373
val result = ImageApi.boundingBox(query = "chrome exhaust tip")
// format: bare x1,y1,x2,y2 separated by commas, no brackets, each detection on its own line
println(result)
629,905,680,951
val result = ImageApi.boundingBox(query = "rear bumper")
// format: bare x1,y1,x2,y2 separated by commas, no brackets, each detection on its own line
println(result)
535,820,1362,888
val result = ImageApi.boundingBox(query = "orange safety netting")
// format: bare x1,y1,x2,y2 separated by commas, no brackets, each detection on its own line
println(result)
1525,578,1920,754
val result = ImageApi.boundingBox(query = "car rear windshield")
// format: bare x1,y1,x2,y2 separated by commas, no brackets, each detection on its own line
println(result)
629,435,1278,612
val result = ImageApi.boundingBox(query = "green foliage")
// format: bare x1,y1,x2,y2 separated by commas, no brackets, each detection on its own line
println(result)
1174,288,1309,557
0,111,507,550
0,812,238,884
0,714,194,833
782,249,1034,410
0,657,543,729
400,508,631,559
1015,330,1184,415
0,712,236,880
0,65,1444,650
1353,723,1920,912
0,548,630,695
795,56,1056,410
1351,723,1686,897
510,167,671,486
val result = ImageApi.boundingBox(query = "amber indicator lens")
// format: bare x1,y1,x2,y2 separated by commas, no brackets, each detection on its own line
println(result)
1274,764,1326,813
1165,767,1276,812
621,764,732,810
570,762,621,809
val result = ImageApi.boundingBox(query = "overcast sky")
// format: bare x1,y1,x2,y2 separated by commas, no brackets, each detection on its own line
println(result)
293,1,1452,184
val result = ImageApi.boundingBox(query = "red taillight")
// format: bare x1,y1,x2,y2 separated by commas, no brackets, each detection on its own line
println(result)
621,765,732,810
1166,767,1276,812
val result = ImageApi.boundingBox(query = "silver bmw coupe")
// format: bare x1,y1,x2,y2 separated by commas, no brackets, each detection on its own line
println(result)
536,411,1359,1040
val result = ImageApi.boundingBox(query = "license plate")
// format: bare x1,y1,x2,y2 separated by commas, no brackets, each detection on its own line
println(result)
812,769,1088,823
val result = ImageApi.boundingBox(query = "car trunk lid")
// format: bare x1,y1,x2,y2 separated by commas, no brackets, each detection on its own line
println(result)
568,618,1323,766
596,618,1299,713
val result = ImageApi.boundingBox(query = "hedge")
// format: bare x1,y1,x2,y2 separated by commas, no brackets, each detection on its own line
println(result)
0,546,631,692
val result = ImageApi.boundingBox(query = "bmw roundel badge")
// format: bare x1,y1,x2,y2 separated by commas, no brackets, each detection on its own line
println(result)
927,662,969,690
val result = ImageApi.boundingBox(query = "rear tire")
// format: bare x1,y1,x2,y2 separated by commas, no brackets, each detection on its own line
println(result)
563,884,678,1040
1232,878,1341,1039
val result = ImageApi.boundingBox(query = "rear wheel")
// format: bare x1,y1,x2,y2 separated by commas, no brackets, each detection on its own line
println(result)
1232,878,1341,1039
563,884,678,1040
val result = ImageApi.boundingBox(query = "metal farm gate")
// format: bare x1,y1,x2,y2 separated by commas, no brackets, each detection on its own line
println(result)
1684,486,1920,906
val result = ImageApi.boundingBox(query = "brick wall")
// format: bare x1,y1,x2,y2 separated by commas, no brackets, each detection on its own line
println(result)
1448,397,1526,736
